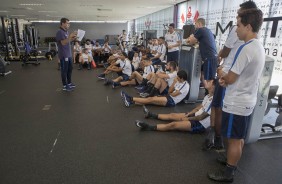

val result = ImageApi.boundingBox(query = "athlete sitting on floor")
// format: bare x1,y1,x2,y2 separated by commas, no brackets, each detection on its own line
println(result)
135,79,214,133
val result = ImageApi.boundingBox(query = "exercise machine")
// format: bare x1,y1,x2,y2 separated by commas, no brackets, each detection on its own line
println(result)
178,25,201,103
21,42,40,66
179,44,202,103
143,30,157,49
244,56,280,143
0,56,12,76
260,85,282,140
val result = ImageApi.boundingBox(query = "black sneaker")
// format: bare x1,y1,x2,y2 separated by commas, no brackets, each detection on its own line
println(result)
214,136,224,150
216,152,227,165
104,78,112,85
97,73,106,80
143,105,150,118
208,170,234,183
202,127,215,150
135,120,149,130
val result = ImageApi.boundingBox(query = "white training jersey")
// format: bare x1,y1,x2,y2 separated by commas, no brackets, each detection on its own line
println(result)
195,94,213,128
85,44,93,56
143,65,155,78
165,31,180,52
223,39,265,116
103,45,111,53
81,53,89,62
119,58,132,76
132,56,140,70
166,71,177,87
170,81,190,104
222,26,244,74
73,45,82,53
93,45,101,51
157,44,167,61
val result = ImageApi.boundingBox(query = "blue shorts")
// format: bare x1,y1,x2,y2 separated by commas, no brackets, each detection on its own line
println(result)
152,58,161,65
211,79,226,108
191,121,206,133
165,96,175,107
203,57,217,80
221,111,251,139
167,50,179,63
121,74,130,81
160,86,169,95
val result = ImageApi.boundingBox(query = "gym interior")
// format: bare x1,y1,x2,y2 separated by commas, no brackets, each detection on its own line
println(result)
0,0,282,184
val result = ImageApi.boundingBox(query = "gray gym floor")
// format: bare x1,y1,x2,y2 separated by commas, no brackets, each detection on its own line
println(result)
0,61,281,184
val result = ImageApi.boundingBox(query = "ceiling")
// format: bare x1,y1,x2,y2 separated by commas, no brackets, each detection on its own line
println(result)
0,0,184,22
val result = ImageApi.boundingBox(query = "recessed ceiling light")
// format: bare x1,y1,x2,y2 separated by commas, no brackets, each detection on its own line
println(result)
19,4,44,6
80,4,103,7
38,11,57,13
10,15,26,17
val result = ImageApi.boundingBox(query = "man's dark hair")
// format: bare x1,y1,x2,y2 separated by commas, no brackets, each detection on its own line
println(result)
60,18,69,25
177,70,188,81
121,52,128,58
168,61,177,70
240,1,257,9
169,23,175,28
238,8,263,33
159,36,165,40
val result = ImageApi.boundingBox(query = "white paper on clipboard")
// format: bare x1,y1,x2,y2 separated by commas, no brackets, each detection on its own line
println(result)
77,29,85,41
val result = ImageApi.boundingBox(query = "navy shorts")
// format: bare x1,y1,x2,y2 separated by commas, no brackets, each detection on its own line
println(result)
167,50,179,63
203,57,217,80
221,111,251,139
160,86,169,95
121,74,130,81
211,79,226,108
165,96,175,107
191,121,206,133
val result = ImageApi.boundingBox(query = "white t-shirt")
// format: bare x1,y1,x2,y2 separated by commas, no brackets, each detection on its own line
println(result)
222,26,244,74
93,45,101,51
223,39,265,116
157,44,167,61
166,71,177,87
195,94,213,128
73,45,82,53
165,31,180,52
143,65,155,78
132,56,140,70
102,45,111,53
170,81,190,104
85,44,93,56
119,58,132,76
81,53,89,62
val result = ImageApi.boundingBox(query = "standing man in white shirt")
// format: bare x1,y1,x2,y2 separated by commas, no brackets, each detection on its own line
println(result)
165,23,181,63
208,8,264,182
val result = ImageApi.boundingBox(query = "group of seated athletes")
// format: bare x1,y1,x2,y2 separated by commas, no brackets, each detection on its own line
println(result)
72,39,112,70
94,37,215,135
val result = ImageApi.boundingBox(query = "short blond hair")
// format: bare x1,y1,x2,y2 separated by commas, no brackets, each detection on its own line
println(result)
196,18,205,27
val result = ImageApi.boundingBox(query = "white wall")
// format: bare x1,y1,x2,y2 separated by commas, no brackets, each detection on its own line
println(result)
32,22,127,41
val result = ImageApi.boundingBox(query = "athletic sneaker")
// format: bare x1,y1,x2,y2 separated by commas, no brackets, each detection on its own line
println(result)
62,85,73,92
121,91,133,107
97,73,106,80
135,120,149,129
143,105,150,118
104,78,112,85
140,92,150,98
216,152,227,165
208,170,234,182
68,83,76,88
135,85,144,90
112,82,120,89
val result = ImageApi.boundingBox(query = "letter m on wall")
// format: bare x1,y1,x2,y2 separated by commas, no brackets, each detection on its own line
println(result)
216,21,233,36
